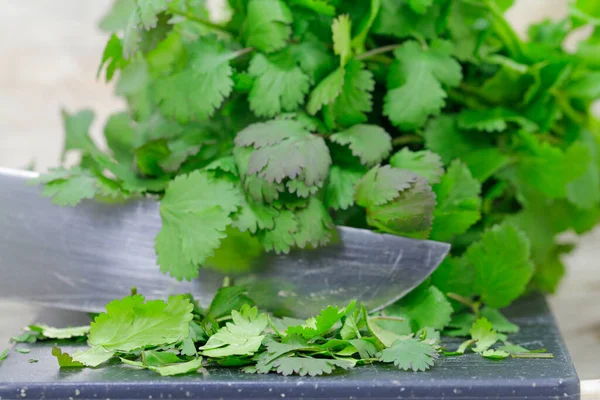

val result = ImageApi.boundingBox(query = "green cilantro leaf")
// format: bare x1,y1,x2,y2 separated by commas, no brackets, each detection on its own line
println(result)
357,167,436,239
509,131,590,199
152,38,237,123
156,170,242,280
51,346,84,368
71,345,119,367
286,305,345,339
208,286,254,319
99,0,136,33
306,67,345,115
133,0,172,29
248,52,310,118
103,112,136,164
293,197,335,248
30,325,90,339
409,0,434,14
263,334,315,362
120,351,204,376
470,318,497,353
61,109,96,159
272,356,355,376
373,0,440,40
234,147,286,203
349,338,380,359
355,165,417,207
144,349,184,366
384,40,462,130
243,0,292,53
457,108,538,133
445,313,475,338
89,295,192,353
307,61,374,127
235,120,331,186
35,167,121,206
378,338,439,371
330,125,392,166
233,195,279,234
290,38,336,84
481,349,510,359
98,34,128,82
498,344,531,354
467,223,534,308
289,0,336,16
324,164,365,211
390,148,444,185
327,61,374,127
70,295,193,367
566,131,600,209
423,116,511,182
480,308,519,334
431,256,475,300
10,331,40,344
199,305,268,357
332,14,352,66
430,160,482,242
386,285,453,332
203,228,263,275
366,312,404,348
149,357,204,376
259,209,299,254
285,179,322,198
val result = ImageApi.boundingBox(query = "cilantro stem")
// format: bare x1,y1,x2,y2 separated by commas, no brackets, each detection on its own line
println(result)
447,89,487,110
355,44,400,61
511,353,554,359
392,134,424,147
234,47,254,58
447,293,481,316
222,277,231,287
370,316,405,323
484,0,526,61
167,7,235,35
555,94,586,125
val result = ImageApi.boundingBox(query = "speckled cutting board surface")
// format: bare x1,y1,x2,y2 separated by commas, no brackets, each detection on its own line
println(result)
0,294,579,400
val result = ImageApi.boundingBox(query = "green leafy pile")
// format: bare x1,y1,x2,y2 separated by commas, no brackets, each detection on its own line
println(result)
7,288,550,375
37,0,600,335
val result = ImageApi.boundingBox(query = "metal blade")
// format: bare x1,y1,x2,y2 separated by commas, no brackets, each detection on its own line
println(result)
0,168,450,318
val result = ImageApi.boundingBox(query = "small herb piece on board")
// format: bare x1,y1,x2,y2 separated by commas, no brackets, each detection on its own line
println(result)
51,346,84,368
0,349,8,364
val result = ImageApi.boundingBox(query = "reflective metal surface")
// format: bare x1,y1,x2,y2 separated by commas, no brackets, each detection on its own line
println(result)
0,168,450,318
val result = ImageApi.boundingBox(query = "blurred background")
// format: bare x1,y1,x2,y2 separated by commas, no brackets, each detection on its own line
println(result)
0,0,598,379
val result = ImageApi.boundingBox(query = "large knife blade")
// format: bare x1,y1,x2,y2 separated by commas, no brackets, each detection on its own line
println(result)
0,168,450,318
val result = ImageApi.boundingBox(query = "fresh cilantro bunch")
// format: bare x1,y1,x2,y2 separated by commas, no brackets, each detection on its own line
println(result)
9,288,550,375
38,0,600,313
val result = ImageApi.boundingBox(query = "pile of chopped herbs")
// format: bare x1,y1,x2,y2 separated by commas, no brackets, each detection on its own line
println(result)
29,0,600,375
3,287,550,376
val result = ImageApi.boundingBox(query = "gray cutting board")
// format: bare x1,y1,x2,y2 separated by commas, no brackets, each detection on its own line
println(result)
0,294,579,400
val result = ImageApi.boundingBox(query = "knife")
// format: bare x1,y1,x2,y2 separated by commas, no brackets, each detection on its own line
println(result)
0,167,450,318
